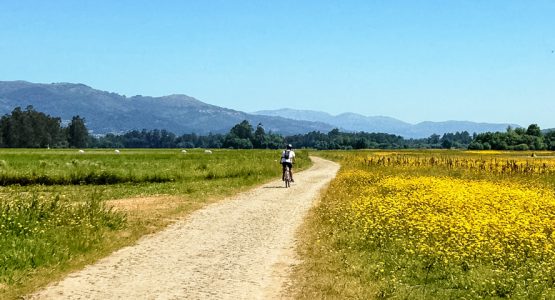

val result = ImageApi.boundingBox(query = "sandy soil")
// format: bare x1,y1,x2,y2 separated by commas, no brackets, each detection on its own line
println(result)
27,157,339,300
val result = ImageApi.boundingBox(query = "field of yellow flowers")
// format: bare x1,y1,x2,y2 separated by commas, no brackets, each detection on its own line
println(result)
295,150,555,299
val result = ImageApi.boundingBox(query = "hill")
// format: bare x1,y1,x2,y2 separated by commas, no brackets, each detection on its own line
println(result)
254,108,411,134
0,81,522,138
0,81,333,136
254,109,519,138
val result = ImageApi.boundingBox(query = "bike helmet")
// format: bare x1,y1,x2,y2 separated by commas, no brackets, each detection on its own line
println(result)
286,144,293,150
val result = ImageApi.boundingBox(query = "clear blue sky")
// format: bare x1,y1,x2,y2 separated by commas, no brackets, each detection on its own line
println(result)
1,1,554,128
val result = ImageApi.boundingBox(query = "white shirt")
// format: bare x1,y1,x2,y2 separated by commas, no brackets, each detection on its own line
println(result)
280,150,295,163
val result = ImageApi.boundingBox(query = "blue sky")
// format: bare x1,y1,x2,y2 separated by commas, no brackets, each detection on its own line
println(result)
1,1,554,128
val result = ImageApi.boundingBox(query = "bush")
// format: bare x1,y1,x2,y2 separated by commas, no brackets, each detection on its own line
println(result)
468,142,483,150
513,144,530,151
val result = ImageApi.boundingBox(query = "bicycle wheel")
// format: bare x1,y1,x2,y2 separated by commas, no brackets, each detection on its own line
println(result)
284,166,291,188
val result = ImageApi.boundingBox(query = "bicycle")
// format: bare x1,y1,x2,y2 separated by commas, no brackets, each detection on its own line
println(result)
284,164,292,188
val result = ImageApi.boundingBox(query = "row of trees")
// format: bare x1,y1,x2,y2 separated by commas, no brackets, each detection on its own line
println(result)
90,120,286,149
0,106,88,148
90,122,552,151
89,121,472,150
286,129,405,150
285,129,474,150
1,107,552,151
222,120,284,149
470,124,555,150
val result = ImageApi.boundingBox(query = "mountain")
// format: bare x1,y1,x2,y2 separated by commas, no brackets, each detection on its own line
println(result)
254,108,411,133
254,109,519,138
0,81,522,138
0,81,333,136
408,121,516,138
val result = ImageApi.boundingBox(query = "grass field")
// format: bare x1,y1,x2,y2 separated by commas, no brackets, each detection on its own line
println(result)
294,150,555,299
0,148,311,299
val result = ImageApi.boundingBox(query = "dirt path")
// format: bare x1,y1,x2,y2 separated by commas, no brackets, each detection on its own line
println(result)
28,157,339,300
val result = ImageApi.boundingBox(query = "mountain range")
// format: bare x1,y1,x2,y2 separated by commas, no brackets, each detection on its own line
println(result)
0,81,519,138
0,81,332,136
253,108,519,138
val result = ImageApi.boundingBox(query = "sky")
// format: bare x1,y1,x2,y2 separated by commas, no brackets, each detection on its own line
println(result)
1,1,554,128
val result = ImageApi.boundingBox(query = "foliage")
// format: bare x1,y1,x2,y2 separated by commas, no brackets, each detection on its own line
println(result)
67,115,89,148
93,122,550,151
92,120,285,149
2,106,551,152
471,124,552,151
0,192,126,285
0,106,67,148
93,129,187,148
294,150,555,299
286,129,474,150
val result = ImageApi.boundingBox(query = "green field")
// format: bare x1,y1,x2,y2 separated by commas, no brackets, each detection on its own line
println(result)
0,148,311,299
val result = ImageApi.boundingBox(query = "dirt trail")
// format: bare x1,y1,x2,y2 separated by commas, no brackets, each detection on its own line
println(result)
28,157,339,300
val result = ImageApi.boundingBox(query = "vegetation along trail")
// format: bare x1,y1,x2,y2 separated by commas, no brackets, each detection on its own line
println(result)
28,156,339,299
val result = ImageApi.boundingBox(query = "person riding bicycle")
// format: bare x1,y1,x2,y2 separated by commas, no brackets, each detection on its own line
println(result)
281,144,296,182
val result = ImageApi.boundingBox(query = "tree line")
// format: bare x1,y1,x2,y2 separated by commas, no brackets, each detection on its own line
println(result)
91,120,473,150
90,120,286,149
470,124,555,150
0,106,88,148
91,122,555,151
1,107,553,150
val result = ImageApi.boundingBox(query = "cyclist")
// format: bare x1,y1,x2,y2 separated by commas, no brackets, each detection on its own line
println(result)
281,144,296,182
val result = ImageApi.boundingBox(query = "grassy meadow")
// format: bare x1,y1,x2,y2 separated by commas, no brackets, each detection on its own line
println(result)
295,150,555,299
0,148,311,299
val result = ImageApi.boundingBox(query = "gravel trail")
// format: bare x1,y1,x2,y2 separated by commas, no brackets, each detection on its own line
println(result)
28,157,339,300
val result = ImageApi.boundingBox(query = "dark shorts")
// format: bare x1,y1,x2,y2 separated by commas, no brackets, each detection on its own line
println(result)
281,162,293,169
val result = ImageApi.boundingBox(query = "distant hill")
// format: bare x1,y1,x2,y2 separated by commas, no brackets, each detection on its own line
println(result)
254,108,519,138
254,108,411,134
408,121,518,139
0,81,523,138
0,81,333,135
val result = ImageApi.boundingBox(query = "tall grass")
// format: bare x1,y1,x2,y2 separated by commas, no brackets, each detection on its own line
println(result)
0,191,126,285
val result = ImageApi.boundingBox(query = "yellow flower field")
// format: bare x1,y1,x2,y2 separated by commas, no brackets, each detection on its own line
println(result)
295,150,555,299
349,173,555,265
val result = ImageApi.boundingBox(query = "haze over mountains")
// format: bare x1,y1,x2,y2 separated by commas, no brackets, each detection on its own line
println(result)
0,81,518,138
254,108,519,138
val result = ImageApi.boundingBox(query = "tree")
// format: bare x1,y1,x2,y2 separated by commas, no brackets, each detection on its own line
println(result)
229,120,254,140
0,106,65,148
223,136,253,149
253,123,266,148
67,116,89,148
224,120,255,149
428,134,441,145
441,139,453,149
526,124,542,137
514,127,526,135
266,133,284,149
468,141,484,150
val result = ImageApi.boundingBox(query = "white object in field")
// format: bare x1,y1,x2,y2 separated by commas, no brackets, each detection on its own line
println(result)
78,149,85,153
204,150,212,154
181,149,187,153
115,149,120,154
